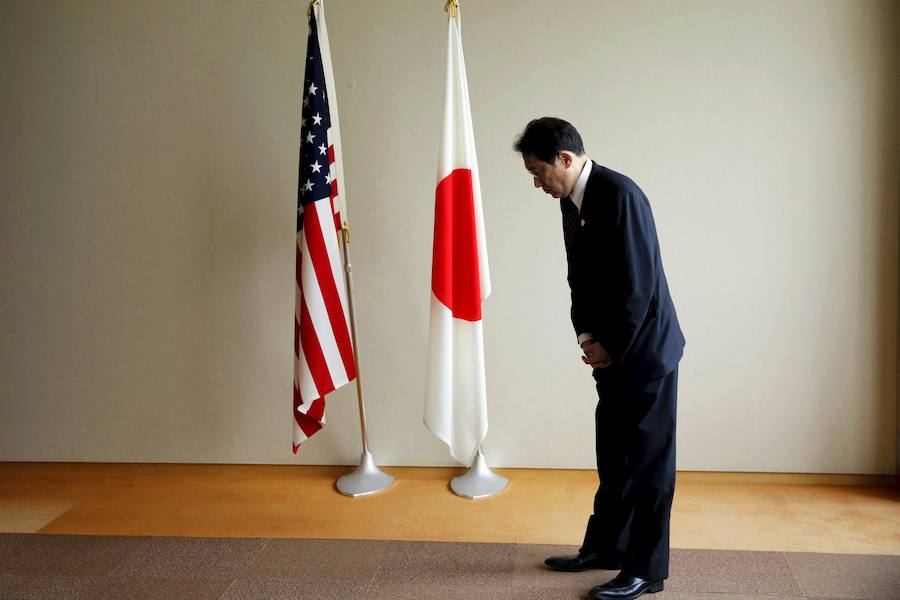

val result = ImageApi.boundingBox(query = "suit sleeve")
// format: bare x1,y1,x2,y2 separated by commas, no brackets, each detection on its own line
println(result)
592,191,657,363
569,268,594,339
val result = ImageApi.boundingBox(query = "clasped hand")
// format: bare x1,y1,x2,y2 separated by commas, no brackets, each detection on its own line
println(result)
580,340,612,369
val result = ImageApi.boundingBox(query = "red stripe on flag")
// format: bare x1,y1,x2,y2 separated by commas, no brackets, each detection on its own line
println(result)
299,295,335,397
431,168,482,321
294,312,300,357
297,412,324,439
306,397,326,423
303,203,357,380
293,385,324,453
330,179,341,229
294,244,303,357
295,240,304,282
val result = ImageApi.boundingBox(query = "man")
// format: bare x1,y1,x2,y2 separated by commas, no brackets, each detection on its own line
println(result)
513,117,685,600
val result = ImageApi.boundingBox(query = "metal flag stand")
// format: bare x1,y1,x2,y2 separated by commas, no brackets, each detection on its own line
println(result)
450,447,508,499
309,0,391,498
335,227,394,497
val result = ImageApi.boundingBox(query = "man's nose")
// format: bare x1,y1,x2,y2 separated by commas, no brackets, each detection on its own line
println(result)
533,177,541,188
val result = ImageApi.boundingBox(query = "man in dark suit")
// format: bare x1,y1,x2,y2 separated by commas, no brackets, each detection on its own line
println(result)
513,117,685,600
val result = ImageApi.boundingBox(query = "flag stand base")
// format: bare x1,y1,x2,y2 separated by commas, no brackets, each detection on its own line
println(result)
450,449,508,499
336,451,394,497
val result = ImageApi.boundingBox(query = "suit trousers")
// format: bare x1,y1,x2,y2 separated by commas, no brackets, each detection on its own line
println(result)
579,366,678,581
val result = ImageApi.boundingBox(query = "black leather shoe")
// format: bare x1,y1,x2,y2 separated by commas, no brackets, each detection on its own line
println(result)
544,552,622,572
588,572,664,599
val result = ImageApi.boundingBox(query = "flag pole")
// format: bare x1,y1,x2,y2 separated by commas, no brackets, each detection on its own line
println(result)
308,0,392,497
335,225,395,497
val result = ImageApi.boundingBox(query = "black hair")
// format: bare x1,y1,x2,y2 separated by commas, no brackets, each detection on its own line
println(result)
512,117,585,162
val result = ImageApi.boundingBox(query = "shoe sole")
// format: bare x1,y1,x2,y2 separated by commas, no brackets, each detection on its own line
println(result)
545,562,622,572
587,581,664,599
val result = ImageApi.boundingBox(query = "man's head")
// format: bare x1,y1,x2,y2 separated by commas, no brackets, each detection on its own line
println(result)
513,117,586,199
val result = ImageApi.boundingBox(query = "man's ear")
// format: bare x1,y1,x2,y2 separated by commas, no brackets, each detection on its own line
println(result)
558,151,574,168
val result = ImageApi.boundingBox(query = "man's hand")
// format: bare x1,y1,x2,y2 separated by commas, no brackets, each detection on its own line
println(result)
580,340,612,369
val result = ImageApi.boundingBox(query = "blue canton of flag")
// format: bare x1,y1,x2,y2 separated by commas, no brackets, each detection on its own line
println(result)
297,12,333,232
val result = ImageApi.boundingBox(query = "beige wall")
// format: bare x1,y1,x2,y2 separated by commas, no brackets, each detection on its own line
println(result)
1,0,898,472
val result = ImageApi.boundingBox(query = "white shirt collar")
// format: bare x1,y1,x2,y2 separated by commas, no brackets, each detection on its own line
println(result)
569,158,592,212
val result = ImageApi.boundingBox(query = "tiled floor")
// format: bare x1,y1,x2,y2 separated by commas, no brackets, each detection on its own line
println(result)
1,535,898,600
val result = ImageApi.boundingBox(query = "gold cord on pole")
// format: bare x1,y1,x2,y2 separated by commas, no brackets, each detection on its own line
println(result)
307,0,320,18
444,0,458,18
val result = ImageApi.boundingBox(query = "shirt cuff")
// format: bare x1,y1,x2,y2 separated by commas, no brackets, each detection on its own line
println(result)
577,333,594,346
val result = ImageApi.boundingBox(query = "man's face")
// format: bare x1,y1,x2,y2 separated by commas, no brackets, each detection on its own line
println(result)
523,153,571,199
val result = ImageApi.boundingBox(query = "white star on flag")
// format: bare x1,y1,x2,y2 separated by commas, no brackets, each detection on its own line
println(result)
302,180,313,193
312,113,323,125
311,161,322,173
308,83,318,96
318,143,327,155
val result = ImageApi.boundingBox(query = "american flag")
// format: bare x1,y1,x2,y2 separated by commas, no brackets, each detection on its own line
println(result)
293,5,356,452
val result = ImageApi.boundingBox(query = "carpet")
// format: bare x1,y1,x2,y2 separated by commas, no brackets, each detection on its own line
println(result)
1,534,897,599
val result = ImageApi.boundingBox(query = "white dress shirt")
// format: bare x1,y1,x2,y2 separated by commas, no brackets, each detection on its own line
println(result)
569,157,593,213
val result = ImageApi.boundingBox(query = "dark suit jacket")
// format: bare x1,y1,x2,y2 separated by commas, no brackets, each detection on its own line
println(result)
562,162,684,379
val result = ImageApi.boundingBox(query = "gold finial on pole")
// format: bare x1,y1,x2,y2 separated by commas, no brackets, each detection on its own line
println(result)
307,0,320,18
444,0,459,18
